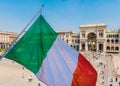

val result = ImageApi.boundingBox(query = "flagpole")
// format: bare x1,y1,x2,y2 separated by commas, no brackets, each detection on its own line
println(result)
1,4,44,59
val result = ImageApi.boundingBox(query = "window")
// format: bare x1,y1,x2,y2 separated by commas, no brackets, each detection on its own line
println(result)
111,46,114,51
82,33,85,38
66,35,69,38
75,39,77,43
117,34,119,38
115,39,119,44
106,34,109,38
98,30,104,37
81,31,85,38
115,47,119,51
106,46,110,50
107,39,110,44
111,39,114,44
72,39,74,43
113,35,115,38
99,32,103,37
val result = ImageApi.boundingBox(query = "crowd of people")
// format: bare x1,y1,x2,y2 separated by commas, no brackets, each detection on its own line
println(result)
83,52,120,86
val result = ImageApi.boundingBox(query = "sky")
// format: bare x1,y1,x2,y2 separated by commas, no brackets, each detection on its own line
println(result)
0,0,120,33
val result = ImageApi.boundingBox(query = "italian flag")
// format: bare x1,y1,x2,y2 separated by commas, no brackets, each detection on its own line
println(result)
3,15,97,86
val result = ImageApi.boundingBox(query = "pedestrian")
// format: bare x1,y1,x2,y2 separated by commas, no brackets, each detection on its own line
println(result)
104,65,105,68
12,61,14,63
28,74,33,82
22,67,24,70
119,82,120,86
38,83,41,86
102,75,104,79
110,84,112,86
116,77,117,82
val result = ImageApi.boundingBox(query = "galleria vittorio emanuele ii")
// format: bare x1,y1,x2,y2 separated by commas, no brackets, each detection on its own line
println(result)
58,24,120,54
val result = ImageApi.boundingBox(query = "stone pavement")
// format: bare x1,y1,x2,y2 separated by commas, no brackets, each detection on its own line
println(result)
0,52,120,86
0,58,46,86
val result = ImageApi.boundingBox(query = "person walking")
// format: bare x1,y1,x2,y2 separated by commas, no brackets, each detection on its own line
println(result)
38,83,41,86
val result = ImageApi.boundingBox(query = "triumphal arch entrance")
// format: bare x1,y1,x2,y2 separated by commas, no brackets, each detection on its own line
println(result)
80,24,106,52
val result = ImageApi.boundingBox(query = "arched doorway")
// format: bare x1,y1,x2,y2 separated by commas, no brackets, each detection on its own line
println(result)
99,44,103,51
76,45,79,51
106,46,110,51
87,32,97,51
81,43,85,51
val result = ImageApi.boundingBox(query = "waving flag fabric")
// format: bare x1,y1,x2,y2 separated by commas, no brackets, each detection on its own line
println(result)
3,15,97,86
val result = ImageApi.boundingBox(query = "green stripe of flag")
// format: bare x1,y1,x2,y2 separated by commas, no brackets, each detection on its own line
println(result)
5,15,58,74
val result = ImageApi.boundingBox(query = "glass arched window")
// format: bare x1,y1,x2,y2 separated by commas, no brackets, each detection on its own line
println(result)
107,39,110,43
106,46,110,50
117,34,119,38
99,32,103,37
75,39,77,43
111,46,114,51
111,39,114,44
115,39,119,44
115,47,119,51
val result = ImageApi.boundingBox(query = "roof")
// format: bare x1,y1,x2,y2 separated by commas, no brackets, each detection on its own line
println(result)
57,30,73,33
80,24,106,28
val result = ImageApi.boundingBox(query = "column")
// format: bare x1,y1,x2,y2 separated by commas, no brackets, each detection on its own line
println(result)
103,43,106,53
79,42,82,52
119,46,120,53
85,41,88,52
96,41,99,52
4,43,7,49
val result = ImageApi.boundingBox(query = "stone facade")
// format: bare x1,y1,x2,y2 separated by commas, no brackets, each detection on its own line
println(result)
1,24,120,53
57,30,80,51
106,31,120,53
57,24,120,53
80,24,106,53
0,30,18,49
8,32,18,46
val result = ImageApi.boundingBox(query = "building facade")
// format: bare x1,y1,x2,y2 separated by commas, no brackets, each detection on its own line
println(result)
106,30,120,53
80,24,106,53
8,32,18,46
1,24,120,53
57,24,120,53
0,30,9,49
57,30,80,51
0,30,18,49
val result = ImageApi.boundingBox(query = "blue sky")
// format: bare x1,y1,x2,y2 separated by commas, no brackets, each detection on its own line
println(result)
0,0,120,33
